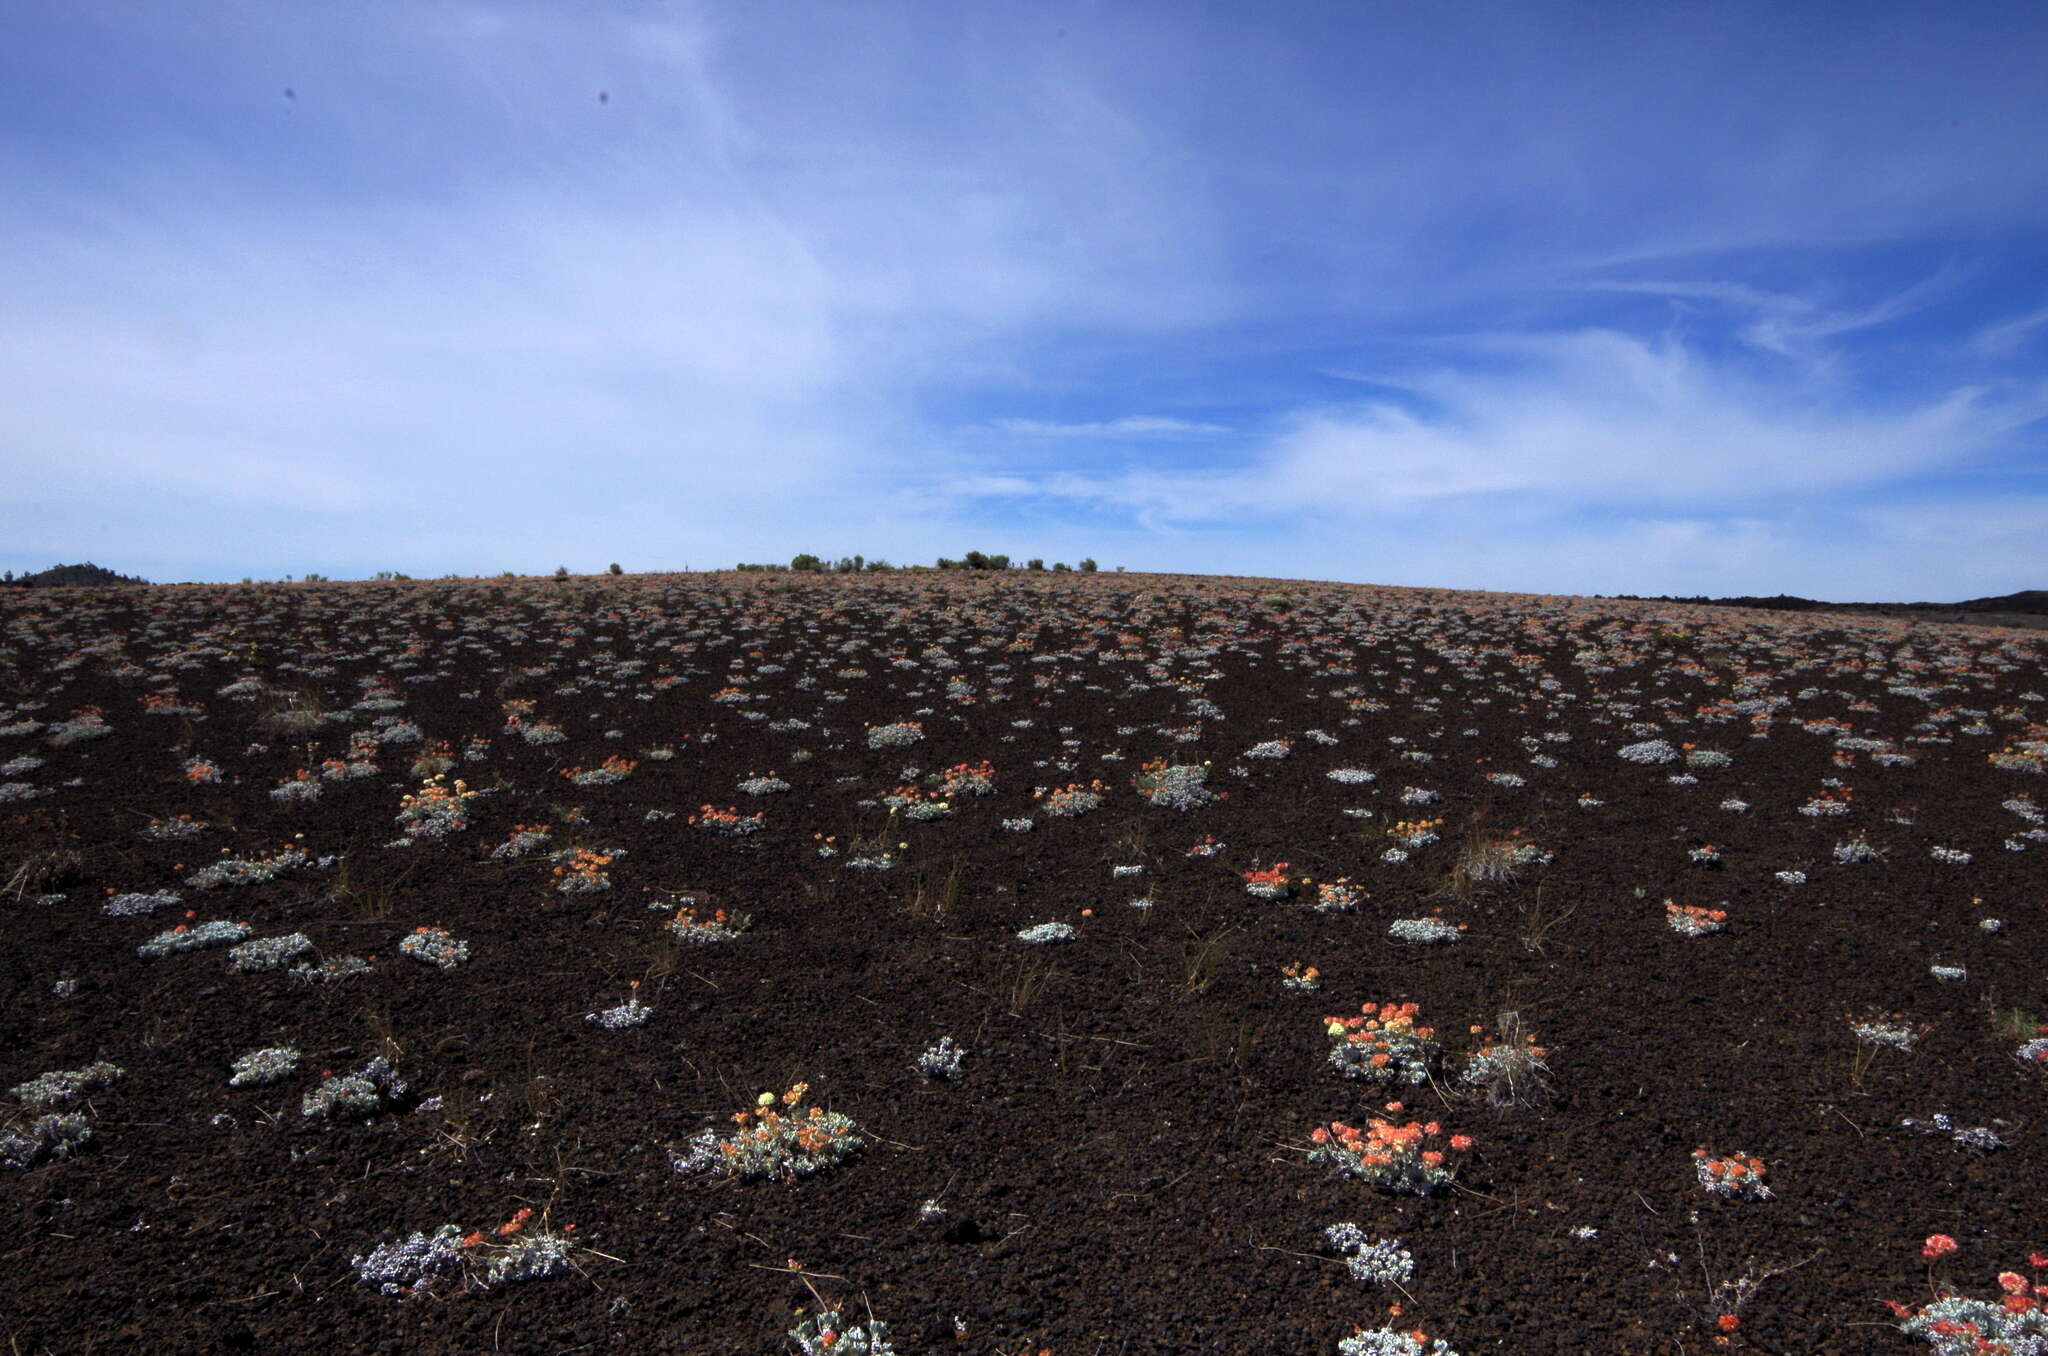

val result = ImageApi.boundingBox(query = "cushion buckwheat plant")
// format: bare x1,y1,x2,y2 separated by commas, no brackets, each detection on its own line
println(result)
1243,862,1292,900
1847,1010,1930,1052
227,932,315,973
551,848,618,892
1665,900,1729,937
1386,916,1463,945
137,917,254,958
666,905,749,944
1692,1147,1772,1200
1337,1324,1463,1356
687,804,765,836
489,823,552,859
185,846,308,890
917,1036,966,1080
1884,1248,2048,1354
393,775,479,839
398,924,470,969
1325,1001,1442,1087
563,755,636,787
671,1082,863,1182
12,1061,124,1111
103,890,182,917
881,784,952,821
1036,780,1108,817
0,1112,94,1170
928,760,997,797
1309,1108,1473,1195
302,1057,408,1121
1311,878,1365,913
1457,1013,1555,1110
788,1308,899,1356
866,721,924,750
586,982,654,1029
351,1207,578,1298
2017,1032,2048,1070
1282,963,1324,992
1323,1222,1414,1286
228,1046,302,1088
1135,758,1218,811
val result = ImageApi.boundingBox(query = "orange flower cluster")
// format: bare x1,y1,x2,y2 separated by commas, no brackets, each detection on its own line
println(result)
1243,862,1291,886
1327,1000,1434,1050
551,849,614,886
1468,1021,1548,1066
1666,901,1729,935
1308,1106,1474,1193
1692,1147,1770,1199
670,905,741,936
924,759,997,796
562,754,637,783
1881,1249,2048,1338
724,1083,840,1157
687,804,765,834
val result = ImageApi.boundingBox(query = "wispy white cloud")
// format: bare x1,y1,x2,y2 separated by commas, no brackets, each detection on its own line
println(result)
990,416,1229,438
1569,266,1963,364
961,329,2048,523
1972,302,2048,357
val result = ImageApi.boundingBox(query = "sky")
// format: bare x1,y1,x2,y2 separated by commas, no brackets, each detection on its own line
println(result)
3,1,2047,599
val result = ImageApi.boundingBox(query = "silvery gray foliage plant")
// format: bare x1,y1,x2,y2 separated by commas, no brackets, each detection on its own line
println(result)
302,1057,407,1120
12,1061,123,1111
185,849,309,890
228,932,314,973
1900,1112,2009,1150
350,1225,469,1296
1138,761,1217,811
0,1113,93,1170
1386,917,1461,945
1894,1291,2048,1354
1324,1223,1414,1285
103,890,181,916
1618,740,1679,764
1337,1328,1462,1356
228,1046,301,1088
398,926,470,969
482,1231,576,1286
269,778,321,805
585,997,653,1029
917,1036,965,1080
138,919,253,958
291,954,374,984
788,1310,898,1356
1016,922,1074,944
866,721,923,749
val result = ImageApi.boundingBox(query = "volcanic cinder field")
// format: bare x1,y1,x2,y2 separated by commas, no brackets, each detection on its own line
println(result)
2,571,2044,1355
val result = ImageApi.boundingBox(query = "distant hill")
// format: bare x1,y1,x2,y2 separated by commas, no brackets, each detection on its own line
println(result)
4,562,152,588
1609,588,2048,628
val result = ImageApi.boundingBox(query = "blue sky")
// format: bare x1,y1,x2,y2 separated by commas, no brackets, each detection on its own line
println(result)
4,1,2047,597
